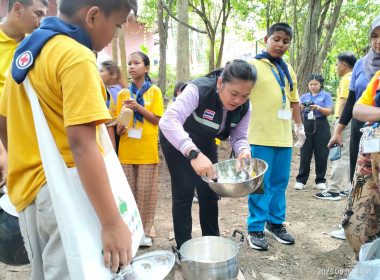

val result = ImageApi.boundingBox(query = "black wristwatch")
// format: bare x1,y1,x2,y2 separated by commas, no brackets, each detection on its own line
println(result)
187,148,201,160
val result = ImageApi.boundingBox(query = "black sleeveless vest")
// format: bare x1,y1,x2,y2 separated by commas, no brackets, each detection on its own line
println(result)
183,71,250,148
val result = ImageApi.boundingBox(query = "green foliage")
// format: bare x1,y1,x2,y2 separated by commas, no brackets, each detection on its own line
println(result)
140,0,379,95
140,45,149,54
149,64,177,99
322,0,378,102
138,0,158,26
140,0,179,27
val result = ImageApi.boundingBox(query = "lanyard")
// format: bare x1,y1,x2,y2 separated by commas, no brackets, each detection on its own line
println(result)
266,63,286,108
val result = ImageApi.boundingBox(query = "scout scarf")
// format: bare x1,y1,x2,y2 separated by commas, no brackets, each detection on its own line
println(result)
255,51,294,92
12,17,92,84
129,77,152,123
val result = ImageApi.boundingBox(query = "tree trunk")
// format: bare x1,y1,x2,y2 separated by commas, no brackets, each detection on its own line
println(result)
157,0,167,96
295,0,343,94
176,0,190,83
118,27,128,85
112,38,118,62
215,0,230,69
315,0,343,73
289,0,297,68
209,33,215,71
296,0,322,94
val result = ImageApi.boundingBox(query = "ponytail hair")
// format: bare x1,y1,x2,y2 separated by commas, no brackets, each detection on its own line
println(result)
205,59,257,85
129,51,152,82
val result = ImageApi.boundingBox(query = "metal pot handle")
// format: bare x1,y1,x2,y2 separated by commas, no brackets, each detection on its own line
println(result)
202,177,218,183
232,229,244,248
172,245,190,263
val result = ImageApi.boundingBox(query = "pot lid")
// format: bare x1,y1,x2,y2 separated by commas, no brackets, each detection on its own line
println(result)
113,250,175,280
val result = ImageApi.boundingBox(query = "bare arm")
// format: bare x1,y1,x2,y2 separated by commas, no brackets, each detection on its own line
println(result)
311,104,333,116
66,122,132,273
0,115,8,187
291,102,302,124
106,126,116,151
123,99,161,125
0,115,7,151
353,104,380,122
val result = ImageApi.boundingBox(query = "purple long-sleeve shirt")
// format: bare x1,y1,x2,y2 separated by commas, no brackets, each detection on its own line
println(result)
159,83,252,156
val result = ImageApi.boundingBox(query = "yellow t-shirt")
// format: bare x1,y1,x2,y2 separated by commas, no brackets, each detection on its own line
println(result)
116,85,164,164
248,59,299,147
356,70,380,106
109,96,117,119
0,35,111,212
334,71,352,118
0,27,20,96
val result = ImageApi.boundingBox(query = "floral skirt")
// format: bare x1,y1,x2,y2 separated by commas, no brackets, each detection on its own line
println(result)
343,136,380,259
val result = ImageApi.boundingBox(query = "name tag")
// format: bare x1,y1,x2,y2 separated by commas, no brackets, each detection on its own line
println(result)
363,138,380,154
307,111,315,120
128,127,143,139
278,109,292,120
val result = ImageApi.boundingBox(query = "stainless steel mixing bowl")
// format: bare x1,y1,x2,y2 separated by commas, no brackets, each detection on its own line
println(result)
202,158,268,198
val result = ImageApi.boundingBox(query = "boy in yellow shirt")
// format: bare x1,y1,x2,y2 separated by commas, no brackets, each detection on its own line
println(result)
0,0,47,188
247,22,304,250
0,0,137,278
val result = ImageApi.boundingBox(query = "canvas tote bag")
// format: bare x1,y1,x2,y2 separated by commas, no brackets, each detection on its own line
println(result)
23,77,144,279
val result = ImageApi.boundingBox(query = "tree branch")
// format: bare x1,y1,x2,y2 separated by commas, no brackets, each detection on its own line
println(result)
162,1,207,34
189,1,214,35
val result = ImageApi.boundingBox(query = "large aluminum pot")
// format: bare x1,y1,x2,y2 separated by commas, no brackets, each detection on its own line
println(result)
173,230,244,280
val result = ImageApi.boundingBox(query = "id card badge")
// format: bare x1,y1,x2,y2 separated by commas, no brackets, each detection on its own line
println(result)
307,111,315,120
278,109,292,120
127,127,143,139
363,137,380,154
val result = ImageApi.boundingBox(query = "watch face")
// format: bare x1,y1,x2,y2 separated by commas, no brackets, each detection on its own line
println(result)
189,149,199,159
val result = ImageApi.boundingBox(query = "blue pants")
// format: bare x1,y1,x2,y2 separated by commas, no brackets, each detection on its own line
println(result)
247,145,292,232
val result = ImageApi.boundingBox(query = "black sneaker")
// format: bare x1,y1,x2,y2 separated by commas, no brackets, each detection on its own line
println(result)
340,189,351,197
247,231,268,250
265,223,295,244
315,191,341,200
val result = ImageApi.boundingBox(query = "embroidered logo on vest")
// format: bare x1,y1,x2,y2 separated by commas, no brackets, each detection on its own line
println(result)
232,113,241,122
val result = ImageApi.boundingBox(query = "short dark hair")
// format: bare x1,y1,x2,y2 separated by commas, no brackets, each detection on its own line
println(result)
173,82,185,98
59,0,137,17
307,73,325,88
337,51,357,69
267,22,293,40
8,0,48,12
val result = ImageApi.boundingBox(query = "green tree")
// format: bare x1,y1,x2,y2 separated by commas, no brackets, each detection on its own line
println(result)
189,0,252,70
243,0,376,94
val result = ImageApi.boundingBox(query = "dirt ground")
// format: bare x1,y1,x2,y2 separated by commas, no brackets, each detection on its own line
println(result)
0,140,357,280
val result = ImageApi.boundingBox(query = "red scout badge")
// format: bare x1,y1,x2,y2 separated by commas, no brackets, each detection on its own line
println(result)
15,51,33,69
203,109,215,120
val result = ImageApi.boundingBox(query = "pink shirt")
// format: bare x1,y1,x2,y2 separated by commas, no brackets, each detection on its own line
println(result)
159,84,251,156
